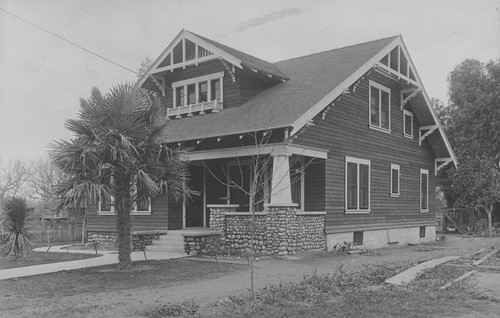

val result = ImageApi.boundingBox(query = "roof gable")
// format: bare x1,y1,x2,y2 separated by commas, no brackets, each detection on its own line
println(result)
138,29,288,89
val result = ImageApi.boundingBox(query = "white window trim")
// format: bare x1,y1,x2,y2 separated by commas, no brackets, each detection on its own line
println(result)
131,183,152,216
390,164,400,197
98,189,115,215
420,169,429,212
345,156,371,214
369,80,392,133
172,72,224,107
403,110,414,139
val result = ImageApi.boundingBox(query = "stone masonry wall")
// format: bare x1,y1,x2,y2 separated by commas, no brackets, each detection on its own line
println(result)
183,234,226,256
205,205,326,256
225,214,267,253
87,231,161,251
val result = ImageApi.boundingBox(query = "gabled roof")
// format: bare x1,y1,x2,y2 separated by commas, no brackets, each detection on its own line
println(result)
192,32,289,80
138,29,289,89
146,32,456,167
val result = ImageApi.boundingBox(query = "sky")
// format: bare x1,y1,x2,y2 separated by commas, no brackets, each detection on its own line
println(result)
0,0,499,162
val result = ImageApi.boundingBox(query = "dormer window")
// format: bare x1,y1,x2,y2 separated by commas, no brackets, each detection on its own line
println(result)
170,72,224,118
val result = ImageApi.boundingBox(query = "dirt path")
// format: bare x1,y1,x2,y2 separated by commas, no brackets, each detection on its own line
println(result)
3,235,500,318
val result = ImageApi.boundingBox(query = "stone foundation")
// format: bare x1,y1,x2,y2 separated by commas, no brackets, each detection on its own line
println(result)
87,231,164,251
206,204,326,256
183,233,225,256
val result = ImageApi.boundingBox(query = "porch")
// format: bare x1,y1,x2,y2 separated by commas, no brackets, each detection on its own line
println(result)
165,142,329,255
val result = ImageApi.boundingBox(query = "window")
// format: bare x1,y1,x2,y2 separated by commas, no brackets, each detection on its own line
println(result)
172,72,224,108
291,159,305,211
420,169,429,212
227,162,251,212
403,110,414,138
419,226,426,238
98,170,114,215
353,231,364,245
390,164,400,197
369,81,391,132
345,157,371,213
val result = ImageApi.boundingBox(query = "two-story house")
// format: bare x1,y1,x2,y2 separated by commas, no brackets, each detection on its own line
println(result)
86,30,457,255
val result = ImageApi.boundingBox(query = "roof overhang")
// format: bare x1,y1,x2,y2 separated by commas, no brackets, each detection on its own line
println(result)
289,35,457,169
179,142,328,162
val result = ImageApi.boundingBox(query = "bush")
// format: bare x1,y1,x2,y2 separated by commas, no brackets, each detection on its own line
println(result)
0,197,34,260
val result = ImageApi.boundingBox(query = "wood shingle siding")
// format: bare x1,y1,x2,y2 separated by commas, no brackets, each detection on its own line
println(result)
293,72,436,234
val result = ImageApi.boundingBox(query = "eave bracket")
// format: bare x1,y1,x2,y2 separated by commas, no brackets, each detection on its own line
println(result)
435,158,454,175
419,125,439,146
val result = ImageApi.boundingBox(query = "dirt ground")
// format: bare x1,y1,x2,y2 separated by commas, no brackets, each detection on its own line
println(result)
1,235,500,318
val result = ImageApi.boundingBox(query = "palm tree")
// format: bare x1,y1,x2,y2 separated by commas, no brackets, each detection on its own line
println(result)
50,83,190,270
0,196,34,260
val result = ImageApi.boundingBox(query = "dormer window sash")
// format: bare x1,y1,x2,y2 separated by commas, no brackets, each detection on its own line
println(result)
169,72,224,117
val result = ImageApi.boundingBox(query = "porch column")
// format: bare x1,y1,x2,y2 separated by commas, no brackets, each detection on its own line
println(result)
270,151,293,205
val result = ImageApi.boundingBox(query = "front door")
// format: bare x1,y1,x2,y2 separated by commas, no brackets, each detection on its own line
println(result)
186,165,204,227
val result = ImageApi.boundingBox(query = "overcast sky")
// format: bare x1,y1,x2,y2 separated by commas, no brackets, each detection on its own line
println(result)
0,0,499,162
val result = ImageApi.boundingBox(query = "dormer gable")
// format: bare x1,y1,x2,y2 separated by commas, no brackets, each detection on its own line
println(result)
138,29,289,119
138,29,288,90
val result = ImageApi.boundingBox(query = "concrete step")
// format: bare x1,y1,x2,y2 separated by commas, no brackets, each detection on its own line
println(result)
156,235,184,242
151,239,184,247
146,245,185,253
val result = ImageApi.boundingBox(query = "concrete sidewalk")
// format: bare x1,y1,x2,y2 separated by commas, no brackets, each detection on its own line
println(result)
0,245,186,281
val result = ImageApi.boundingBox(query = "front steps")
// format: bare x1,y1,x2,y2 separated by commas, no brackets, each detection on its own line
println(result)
146,231,185,254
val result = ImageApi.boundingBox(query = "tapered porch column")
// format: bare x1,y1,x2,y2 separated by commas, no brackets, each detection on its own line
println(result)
270,151,294,205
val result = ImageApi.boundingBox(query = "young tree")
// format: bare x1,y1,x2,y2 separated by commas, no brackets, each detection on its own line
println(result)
50,83,191,270
0,196,34,260
450,155,500,236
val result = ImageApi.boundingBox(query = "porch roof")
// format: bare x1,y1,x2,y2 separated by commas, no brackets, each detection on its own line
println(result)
179,143,328,162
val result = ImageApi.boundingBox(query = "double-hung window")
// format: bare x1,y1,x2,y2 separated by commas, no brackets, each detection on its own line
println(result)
345,157,371,213
390,164,400,197
420,169,429,212
98,170,115,215
369,81,391,132
403,110,414,138
131,184,152,215
172,72,224,107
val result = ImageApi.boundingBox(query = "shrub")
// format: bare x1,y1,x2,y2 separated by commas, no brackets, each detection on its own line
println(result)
0,197,34,260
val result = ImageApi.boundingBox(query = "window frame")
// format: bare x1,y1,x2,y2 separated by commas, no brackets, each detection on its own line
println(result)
131,182,152,216
390,164,400,197
98,190,115,215
420,169,429,212
290,157,305,212
369,80,392,133
345,156,371,214
172,72,224,108
403,110,414,139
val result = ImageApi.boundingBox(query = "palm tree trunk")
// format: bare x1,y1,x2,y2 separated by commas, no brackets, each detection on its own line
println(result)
115,175,132,270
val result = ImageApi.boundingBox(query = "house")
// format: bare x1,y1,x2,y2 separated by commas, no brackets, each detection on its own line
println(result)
86,30,457,254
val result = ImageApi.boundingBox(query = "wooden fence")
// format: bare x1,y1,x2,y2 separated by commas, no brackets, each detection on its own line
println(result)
28,218,84,243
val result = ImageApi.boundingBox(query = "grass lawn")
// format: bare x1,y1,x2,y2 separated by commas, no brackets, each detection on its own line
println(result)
0,250,98,270
0,259,245,299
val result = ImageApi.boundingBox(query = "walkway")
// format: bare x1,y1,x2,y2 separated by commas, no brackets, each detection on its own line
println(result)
0,245,186,281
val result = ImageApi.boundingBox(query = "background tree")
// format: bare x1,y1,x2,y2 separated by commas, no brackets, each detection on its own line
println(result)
449,155,500,236
0,158,30,205
50,83,191,270
29,157,67,211
436,59,500,233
